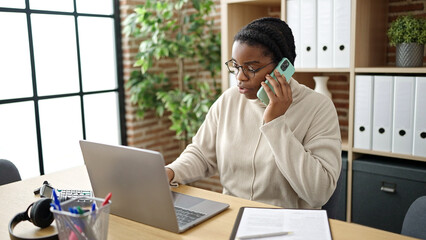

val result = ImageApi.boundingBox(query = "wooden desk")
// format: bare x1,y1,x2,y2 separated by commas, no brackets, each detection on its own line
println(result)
0,166,417,240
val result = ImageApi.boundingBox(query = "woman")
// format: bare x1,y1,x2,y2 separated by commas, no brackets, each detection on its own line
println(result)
166,17,341,209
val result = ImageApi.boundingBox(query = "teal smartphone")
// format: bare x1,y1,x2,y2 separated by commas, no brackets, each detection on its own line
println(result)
256,57,295,105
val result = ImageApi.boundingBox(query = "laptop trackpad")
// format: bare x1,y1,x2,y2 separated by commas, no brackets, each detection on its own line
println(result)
172,192,204,208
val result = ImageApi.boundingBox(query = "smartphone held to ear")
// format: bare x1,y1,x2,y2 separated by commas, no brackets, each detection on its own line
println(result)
256,57,295,105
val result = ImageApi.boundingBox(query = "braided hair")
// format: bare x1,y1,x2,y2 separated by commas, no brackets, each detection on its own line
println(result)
233,17,296,65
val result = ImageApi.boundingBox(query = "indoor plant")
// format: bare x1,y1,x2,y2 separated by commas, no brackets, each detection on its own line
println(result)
387,15,426,67
123,0,221,145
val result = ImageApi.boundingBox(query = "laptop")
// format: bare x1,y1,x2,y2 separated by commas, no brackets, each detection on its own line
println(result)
79,140,229,233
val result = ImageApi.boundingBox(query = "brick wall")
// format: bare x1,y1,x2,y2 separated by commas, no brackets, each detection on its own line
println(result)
119,0,425,193
120,1,181,163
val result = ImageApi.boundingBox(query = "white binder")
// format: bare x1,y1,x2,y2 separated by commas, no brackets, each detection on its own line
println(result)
354,75,374,150
392,76,415,155
300,0,317,68
317,0,333,68
333,0,351,68
372,76,394,152
413,77,426,157
286,0,301,68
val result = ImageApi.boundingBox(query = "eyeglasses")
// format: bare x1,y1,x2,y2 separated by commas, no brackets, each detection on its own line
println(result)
225,60,275,79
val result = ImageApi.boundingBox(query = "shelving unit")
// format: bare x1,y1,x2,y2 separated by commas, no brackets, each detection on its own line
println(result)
220,0,426,224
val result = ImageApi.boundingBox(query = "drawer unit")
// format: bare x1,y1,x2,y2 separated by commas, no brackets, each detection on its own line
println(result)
352,156,426,233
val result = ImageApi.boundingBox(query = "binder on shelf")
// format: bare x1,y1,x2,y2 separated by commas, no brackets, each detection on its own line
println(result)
317,0,333,68
413,77,426,157
333,0,351,68
392,76,415,155
372,76,394,152
286,0,301,68
354,75,374,150
300,0,317,68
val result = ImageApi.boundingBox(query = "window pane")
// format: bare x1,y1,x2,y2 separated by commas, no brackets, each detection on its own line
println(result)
0,102,39,179
0,12,33,100
29,0,73,12
39,96,83,174
31,14,79,96
76,0,113,15
78,16,117,92
0,0,25,8
84,92,120,145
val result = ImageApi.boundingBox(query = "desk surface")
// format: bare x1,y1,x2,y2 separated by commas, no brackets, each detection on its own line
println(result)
0,166,417,240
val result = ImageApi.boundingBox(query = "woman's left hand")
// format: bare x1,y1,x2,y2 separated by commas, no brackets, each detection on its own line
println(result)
261,69,293,123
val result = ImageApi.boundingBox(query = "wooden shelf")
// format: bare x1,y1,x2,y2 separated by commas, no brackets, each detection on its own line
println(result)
224,0,281,5
355,67,426,74
342,139,349,151
352,148,426,163
296,68,350,73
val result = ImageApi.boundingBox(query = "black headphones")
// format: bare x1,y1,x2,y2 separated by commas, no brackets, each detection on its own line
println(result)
9,198,58,240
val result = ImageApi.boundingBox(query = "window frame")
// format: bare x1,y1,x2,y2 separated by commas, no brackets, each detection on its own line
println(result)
0,0,127,175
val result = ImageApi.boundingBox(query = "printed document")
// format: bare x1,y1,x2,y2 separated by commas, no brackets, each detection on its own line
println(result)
231,207,332,240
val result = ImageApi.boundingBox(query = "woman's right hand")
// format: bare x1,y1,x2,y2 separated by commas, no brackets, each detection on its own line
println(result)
262,69,293,123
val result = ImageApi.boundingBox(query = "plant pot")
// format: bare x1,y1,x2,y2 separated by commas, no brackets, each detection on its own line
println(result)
396,43,425,67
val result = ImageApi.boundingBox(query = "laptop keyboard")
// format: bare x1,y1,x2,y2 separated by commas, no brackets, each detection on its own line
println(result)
175,206,206,226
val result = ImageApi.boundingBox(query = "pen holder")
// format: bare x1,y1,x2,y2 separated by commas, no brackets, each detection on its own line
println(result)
51,196,111,240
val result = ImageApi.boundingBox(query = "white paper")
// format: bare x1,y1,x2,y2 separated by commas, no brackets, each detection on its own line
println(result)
235,208,332,240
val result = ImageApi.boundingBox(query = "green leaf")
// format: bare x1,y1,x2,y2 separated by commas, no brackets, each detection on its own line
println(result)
388,15,426,45
191,0,201,11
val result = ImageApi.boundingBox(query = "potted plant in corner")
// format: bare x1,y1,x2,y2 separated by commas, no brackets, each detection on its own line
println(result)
387,15,426,67
123,0,221,146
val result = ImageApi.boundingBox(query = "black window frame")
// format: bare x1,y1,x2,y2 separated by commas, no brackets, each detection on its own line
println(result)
0,0,127,175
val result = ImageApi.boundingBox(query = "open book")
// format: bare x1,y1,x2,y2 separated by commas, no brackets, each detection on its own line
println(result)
230,207,332,240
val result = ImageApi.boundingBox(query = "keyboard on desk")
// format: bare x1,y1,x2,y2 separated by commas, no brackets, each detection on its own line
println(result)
175,206,206,227
57,189,93,206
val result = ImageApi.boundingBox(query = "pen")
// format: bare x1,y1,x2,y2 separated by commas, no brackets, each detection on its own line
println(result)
102,192,112,206
75,206,84,215
237,231,291,239
50,203,57,210
52,189,62,211
90,202,97,225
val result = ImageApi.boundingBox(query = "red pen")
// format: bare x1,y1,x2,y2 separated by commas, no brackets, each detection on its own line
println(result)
102,192,112,206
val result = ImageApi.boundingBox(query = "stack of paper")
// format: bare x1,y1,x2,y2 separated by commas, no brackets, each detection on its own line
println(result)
230,207,332,240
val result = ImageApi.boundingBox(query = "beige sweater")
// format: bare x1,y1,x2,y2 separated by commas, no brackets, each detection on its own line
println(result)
167,78,342,209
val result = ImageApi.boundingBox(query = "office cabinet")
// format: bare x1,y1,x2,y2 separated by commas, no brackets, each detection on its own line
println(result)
220,0,426,224
352,156,426,233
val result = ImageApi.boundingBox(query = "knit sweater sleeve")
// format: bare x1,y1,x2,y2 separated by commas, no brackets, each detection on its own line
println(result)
260,96,342,208
166,96,220,185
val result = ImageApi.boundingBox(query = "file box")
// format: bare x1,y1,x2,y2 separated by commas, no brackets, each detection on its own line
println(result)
351,156,426,233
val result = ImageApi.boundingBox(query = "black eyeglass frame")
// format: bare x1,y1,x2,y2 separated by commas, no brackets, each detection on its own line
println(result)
225,60,275,79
